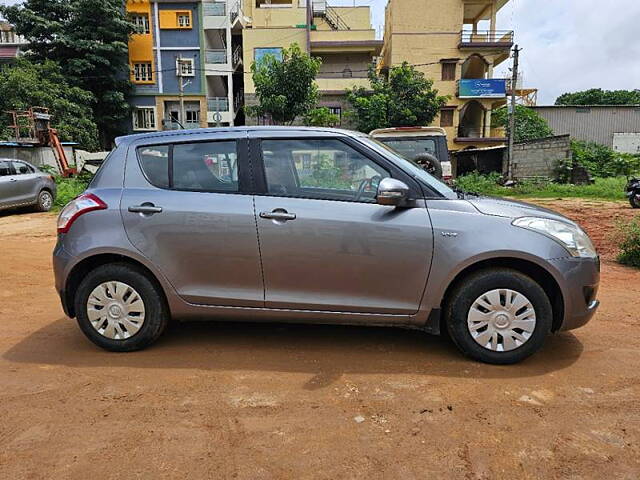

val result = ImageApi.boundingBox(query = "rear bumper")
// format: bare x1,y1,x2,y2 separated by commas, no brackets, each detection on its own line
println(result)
52,237,73,317
548,257,600,332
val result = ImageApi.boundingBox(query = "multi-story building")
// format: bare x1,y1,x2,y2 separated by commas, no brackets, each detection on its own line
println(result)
380,0,514,151
241,0,382,127
0,21,27,63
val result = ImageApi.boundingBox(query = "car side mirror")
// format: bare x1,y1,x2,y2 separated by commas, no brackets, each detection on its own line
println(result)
377,178,410,206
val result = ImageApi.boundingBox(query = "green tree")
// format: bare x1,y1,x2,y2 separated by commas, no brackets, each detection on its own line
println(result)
571,140,640,178
555,89,640,106
2,0,136,148
247,43,322,125
0,59,99,150
492,105,553,143
303,107,340,127
346,62,449,133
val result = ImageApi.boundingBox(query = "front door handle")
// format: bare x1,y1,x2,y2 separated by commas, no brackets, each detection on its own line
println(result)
129,203,163,214
259,210,296,221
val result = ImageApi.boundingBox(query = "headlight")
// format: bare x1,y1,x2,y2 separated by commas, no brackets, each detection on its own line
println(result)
512,217,597,258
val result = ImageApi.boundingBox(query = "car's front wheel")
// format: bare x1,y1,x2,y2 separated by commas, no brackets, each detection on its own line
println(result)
74,263,169,351
445,268,552,364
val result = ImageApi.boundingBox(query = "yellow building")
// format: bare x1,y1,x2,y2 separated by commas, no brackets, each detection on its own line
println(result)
380,0,513,150
241,0,382,126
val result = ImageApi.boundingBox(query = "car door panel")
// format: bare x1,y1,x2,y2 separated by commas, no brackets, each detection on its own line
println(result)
11,162,40,205
120,136,264,308
255,195,432,314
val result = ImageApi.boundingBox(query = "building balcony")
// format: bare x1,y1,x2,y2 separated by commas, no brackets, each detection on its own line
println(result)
459,30,514,49
315,76,370,93
455,126,506,144
457,78,508,99
207,97,229,112
205,49,227,65
203,2,226,17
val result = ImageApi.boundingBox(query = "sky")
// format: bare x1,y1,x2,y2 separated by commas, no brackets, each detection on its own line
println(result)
3,0,639,105
333,0,640,105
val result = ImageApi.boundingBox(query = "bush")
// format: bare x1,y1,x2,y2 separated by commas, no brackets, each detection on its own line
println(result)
571,140,640,178
615,217,640,268
54,174,91,209
454,173,628,200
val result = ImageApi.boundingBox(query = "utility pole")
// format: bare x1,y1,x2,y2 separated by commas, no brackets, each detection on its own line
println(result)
177,54,186,130
507,44,521,181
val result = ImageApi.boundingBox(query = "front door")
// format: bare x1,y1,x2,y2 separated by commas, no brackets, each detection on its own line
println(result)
253,137,433,315
121,135,264,307
0,160,20,208
10,161,40,205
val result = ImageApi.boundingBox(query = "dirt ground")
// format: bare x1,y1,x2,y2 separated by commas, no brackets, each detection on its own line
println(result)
1,199,639,479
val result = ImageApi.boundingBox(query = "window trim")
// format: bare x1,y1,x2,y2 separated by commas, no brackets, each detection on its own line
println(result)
132,62,154,84
132,13,151,34
250,136,422,204
132,106,157,131
176,11,192,28
135,138,251,195
176,58,195,77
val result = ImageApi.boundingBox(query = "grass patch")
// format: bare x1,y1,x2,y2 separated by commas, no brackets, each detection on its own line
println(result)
54,175,91,210
455,173,629,201
614,217,640,268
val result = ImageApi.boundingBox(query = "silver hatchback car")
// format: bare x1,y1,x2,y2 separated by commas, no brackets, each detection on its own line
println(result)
0,158,57,212
53,127,599,364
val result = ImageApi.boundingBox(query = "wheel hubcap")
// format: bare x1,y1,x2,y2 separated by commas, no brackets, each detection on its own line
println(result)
41,193,52,209
87,281,145,340
467,289,536,352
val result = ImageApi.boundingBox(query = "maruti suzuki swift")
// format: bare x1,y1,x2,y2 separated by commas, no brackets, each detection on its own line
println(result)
53,127,600,364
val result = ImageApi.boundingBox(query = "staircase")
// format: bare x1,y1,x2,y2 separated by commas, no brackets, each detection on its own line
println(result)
311,1,350,30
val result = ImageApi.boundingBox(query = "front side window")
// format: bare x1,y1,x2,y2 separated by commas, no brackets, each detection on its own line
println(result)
173,141,238,192
11,161,33,174
0,161,13,176
261,139,389,203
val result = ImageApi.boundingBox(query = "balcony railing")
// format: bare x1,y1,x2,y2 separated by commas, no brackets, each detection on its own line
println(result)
459,30,514,47
457,126,485,138
208,97,229,112
205,49,227,64
203,2,226,16
232,44,243,67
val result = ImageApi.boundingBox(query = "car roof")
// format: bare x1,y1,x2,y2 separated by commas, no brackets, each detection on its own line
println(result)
370,127,447,137
115,126,367,147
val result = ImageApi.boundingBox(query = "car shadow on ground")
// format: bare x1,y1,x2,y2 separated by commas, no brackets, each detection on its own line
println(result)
3,317,584,389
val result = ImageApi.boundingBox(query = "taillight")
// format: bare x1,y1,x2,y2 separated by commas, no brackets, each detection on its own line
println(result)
57,193,107,233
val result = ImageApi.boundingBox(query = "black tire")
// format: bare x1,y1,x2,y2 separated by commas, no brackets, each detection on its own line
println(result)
414,153,443,179
630,195,640,209
74,263,169,352
35,189,53,212
445,268,552,364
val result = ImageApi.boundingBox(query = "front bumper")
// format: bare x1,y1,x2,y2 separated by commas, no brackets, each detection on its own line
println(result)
548,256,600,332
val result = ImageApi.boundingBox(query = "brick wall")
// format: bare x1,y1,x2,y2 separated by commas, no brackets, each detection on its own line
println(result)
511,134,571,179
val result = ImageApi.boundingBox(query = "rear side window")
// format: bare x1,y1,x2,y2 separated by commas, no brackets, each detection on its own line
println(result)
138,146,169,188
136,141,239,193
378,138,437,161
173,141,238,192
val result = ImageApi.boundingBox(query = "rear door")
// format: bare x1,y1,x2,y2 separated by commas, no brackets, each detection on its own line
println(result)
120,133,264,307
250,134,434,315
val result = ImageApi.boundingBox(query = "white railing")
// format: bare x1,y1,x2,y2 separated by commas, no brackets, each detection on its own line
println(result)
203,2,226,16
208,97,230,112
232,44,242,66
205,49,227,64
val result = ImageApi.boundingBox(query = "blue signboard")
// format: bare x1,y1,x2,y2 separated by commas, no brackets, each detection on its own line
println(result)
458,79,507,98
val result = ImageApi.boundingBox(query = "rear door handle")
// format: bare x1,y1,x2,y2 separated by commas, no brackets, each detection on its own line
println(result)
259,210,296,221
129,204,163,214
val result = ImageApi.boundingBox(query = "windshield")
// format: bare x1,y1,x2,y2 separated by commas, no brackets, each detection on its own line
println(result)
361,137,457,199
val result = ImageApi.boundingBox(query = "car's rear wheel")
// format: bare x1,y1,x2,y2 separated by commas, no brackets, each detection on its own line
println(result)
35,190,53,212
74,263,169,351
445,268,552,364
